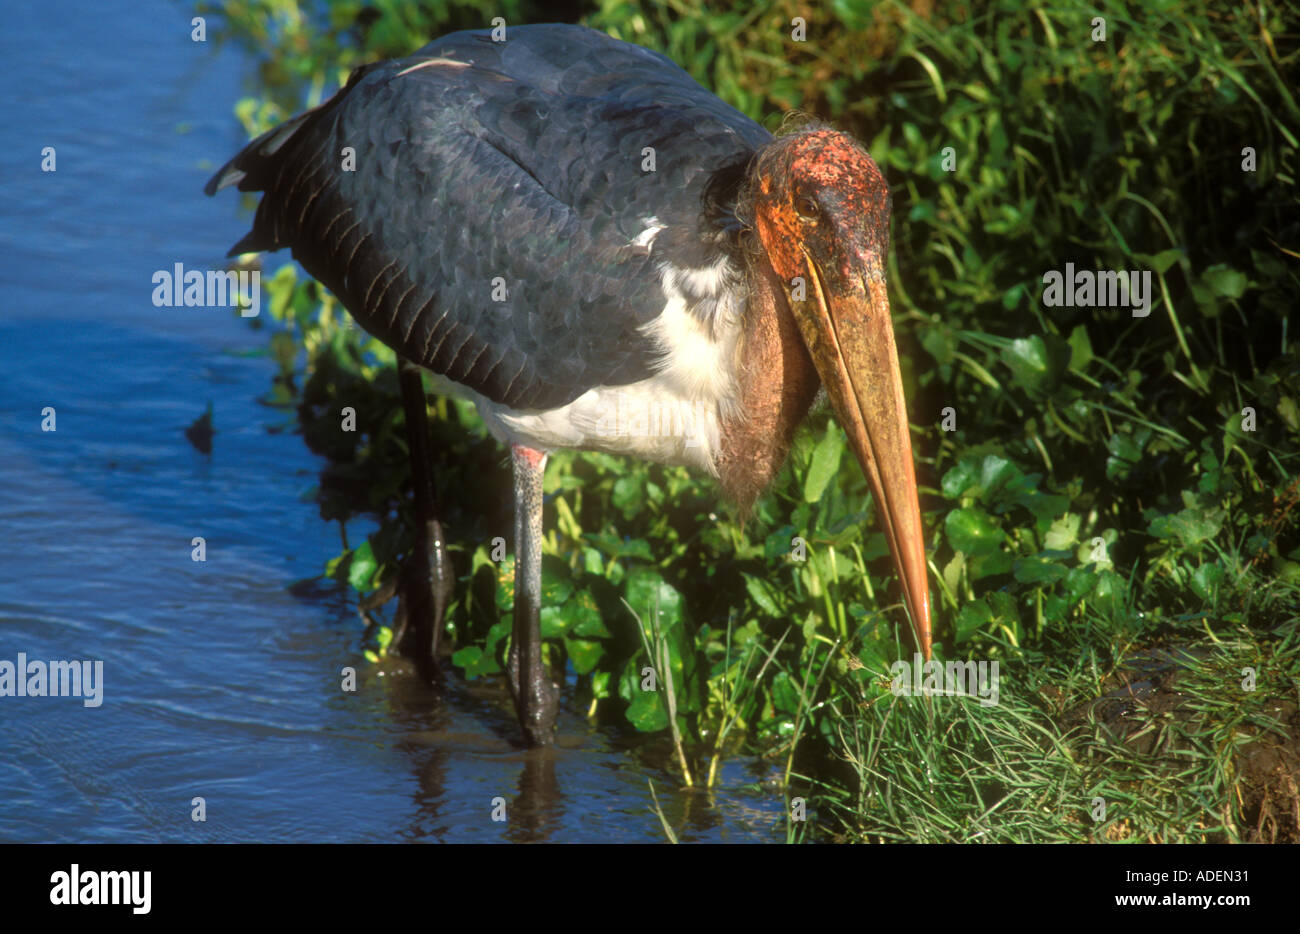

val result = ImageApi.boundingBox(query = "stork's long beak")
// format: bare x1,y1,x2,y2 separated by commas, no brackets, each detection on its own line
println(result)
791,256,932,659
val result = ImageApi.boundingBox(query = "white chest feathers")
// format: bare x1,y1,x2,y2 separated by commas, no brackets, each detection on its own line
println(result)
475,255,745,473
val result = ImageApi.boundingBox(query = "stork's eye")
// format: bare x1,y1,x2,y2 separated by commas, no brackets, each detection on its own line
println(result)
794,195,820,222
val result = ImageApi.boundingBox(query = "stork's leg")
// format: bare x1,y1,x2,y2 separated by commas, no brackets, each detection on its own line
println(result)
398,358,454,684
505,444,558,746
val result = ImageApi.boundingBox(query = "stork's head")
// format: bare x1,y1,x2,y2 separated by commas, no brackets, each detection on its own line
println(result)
748,127,931,659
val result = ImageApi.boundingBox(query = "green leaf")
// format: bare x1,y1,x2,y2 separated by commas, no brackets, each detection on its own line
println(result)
942,553,965,597
626,688,668,731
624,567,684,630
946,507,1005,556
1067,325,1093,373
453,643,501,679
587,533,653,562
978,455,1021,503
542,588,607,639
452,645,482,673
1134,248,1184,275
1018,491,1071,529
1200,263,1249,299
612,475,646,517
568,589,610,638
764,525,799,559
269,331,297,372
804,424,844,502
861,532,890,562
942,458,981,500
968,549,1014,581
589,670,613,701
1279,396,1300,433
1064,567,1097,605
564,637,605,675
1091,569,1124,610
347,540,378,592
920,323,956,366
540,564,574,609
908,200,937,223
987,591,1019,626
955,599,993,643
494,555,516,612
744,574,782,616
538,606,565,640
1106,428,1150,482
266,264,298,320
1190,564,1224,602
822,510,868,547
1147,500,1225,547
1013,556,1067,585
770,669,803,718
620,659,670,731
1001,335,1070,396
1045,513,1081,551
582,546,605,575
481,619,511,662
941,453,1022,505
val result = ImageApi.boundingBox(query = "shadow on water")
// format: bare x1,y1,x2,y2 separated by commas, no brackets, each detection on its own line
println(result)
0,1,784,842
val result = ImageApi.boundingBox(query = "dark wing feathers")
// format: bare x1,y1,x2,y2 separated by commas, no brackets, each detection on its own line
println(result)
206,23,769,411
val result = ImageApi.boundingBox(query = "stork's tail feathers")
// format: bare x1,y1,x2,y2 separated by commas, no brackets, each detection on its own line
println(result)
202,62,390,255
203,111,315,199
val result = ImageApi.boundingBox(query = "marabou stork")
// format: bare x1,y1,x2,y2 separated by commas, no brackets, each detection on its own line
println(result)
207,23,931,746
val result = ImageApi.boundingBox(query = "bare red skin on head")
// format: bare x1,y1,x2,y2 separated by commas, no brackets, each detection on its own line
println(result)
753,170,803,280
724,128,893,512
750,129,890,287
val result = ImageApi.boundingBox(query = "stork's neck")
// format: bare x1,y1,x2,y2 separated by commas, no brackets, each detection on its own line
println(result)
715,256,820,514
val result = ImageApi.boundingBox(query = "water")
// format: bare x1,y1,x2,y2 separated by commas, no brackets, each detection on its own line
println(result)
0,1,782,843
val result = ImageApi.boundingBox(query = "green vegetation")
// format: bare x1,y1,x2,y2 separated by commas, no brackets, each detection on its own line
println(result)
202,0,1300,841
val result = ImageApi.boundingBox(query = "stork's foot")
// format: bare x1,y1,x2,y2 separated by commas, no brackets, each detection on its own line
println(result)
507,444,558,746
400,514,453,681
398,358,452,684
506,639,559,746
424,515,455,656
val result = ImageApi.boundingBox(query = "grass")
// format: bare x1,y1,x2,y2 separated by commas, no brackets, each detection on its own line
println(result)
808,560,1300,842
